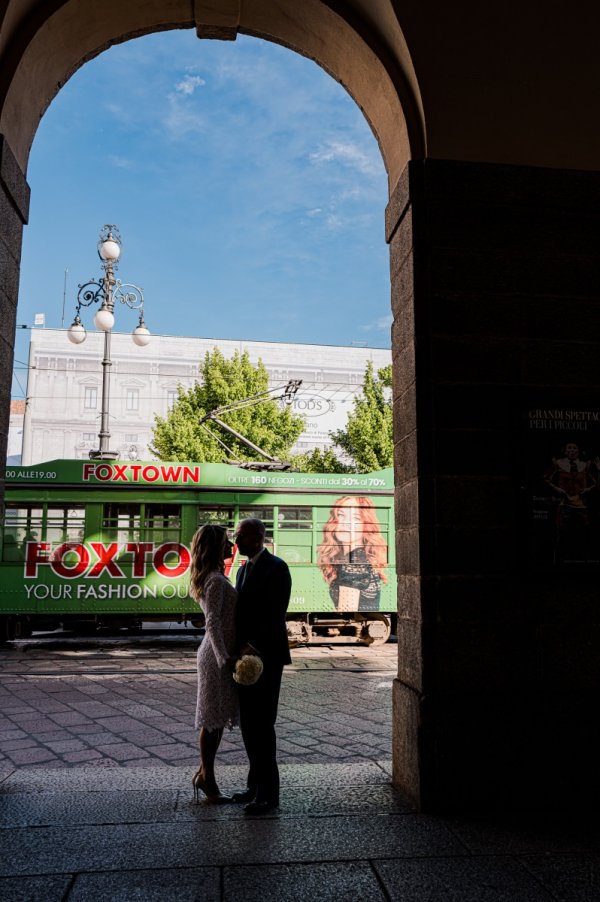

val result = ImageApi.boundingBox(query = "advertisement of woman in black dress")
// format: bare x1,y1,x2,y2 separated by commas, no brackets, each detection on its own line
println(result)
317,496,388,611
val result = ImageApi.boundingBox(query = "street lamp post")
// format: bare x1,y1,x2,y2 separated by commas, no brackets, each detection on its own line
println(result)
67,225,150,460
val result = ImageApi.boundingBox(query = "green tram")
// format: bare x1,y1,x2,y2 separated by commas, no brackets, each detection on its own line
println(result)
0,460,397,645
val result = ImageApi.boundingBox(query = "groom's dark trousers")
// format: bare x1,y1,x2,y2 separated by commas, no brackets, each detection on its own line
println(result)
235,548,292,804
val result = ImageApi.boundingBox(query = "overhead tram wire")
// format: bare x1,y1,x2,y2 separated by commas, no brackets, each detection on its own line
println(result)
18,379,366,403
21,365,370,386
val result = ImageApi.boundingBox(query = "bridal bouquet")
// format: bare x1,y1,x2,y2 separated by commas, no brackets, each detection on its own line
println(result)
233,654,263,686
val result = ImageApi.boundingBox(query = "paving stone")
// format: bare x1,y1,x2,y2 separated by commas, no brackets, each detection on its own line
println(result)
67,723,110,735
29,719,71,734
96,743,149,762
286,734,320,747
109,703,166,718
117,729,175,745
43,739,87,753
41,691,92,704
307,742,356,758
5,747,58,765
117,756,164,767
66,701,121,717
94,715,149,732
3,706,37,715
0,874,72,901
72,731,122,745
76,683,109,695
223,861,387,901
1,766,193,793
448,816,600,854
0,789,178,827
519,853,600,901
176,782,412,819
373,856,556,901
30,701,70,713
69,867,220,901
0,814,464,876
164,757,202,768
143,743,194,760
0,739,37,752
6,711,48,723
63,750,104,763
47,712,94,727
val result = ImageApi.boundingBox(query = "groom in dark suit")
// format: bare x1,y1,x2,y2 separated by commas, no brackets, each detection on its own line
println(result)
233,517,292,815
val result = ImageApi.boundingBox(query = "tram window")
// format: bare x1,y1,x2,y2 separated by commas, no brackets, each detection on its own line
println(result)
46,506,86,546
277,507,312,529
197,507,236,533
103,503,141,544
238,508,274,540
145,504,181,543
277,537,312,564
2,504,44,560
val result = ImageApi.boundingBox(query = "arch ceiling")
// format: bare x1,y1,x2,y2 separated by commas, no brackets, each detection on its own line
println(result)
3,0,600,188
0,0,422,192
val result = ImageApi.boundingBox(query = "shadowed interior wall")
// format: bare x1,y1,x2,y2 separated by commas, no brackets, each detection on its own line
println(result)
0,135,29,482
388,159,600,810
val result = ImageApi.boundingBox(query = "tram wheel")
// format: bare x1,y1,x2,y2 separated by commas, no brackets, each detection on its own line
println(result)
286,620,311,646
362,615,391,646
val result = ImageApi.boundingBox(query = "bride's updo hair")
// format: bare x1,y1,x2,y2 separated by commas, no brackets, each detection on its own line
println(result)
189,524,228,600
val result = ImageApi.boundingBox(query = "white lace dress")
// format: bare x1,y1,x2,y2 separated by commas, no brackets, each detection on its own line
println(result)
195,572,239,731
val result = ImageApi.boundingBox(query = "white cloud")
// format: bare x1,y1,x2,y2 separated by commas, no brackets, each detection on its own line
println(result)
109,155,133,169
103,102,129,123
309,140,380,176
163,102,204,138
359,313,393,332
164,75,207,138
175,75,206,96
326,212,344,230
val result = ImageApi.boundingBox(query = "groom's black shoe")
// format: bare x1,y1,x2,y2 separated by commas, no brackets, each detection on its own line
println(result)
231,789,256,804
244,800,279,816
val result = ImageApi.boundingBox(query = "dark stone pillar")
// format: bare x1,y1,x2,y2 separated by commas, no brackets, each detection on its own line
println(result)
0,135,29,485
388,159,600,813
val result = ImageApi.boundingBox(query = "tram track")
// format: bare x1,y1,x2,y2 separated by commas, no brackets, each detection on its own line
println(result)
1,637,397,678
2,666,395,677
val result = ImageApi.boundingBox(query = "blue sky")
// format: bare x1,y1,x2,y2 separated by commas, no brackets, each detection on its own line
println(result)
13,30,390,397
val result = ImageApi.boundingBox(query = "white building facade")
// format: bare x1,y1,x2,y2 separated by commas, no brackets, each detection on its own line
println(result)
7,399,25,465
19,329,391,465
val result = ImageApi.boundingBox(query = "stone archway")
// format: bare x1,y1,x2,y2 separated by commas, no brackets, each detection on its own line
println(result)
3,0,600,814
0,0,425,803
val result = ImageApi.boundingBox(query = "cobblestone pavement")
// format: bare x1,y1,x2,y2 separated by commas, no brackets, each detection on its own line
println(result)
0,637,396,771
1,637,598,901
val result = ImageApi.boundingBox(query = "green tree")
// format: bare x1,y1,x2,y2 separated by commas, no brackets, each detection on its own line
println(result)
330,361,393,471
151,348,305,463
289,447,352,474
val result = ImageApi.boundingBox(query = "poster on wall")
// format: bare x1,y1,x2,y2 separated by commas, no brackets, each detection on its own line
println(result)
524,406,600,570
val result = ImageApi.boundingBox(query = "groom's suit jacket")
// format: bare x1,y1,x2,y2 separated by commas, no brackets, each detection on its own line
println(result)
235,548,292,667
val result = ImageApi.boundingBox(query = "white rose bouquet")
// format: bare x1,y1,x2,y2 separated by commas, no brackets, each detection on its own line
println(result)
233,654,264,686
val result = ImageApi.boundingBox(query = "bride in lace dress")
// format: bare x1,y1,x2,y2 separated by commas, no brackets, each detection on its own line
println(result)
189,524,239,803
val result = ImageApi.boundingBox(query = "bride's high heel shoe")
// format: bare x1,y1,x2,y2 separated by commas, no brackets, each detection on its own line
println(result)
192,770,231,804
192,768,204,803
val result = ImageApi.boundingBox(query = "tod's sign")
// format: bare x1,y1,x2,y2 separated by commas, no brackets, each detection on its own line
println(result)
286,396,335,417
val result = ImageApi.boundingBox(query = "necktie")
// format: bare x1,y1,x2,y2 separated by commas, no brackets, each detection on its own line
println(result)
570,460,577,473
242,561,253,586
